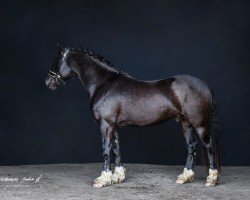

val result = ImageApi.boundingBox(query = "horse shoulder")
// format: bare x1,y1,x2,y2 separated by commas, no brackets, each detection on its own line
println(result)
90,79,123,123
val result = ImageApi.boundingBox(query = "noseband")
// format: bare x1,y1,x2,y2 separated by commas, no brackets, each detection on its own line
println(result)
48,70,66,84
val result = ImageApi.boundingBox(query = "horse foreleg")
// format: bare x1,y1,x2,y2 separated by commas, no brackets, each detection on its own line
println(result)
93,120,113,188
176,122,196,184
111,128,126,184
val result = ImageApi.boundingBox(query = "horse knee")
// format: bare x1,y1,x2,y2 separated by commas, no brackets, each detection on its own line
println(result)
103,154,109,160
187,145,196,155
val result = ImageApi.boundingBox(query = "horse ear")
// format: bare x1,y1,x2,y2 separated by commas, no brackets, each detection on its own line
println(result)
57,43,64,55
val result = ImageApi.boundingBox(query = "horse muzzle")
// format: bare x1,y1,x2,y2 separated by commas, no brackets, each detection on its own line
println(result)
45,76,60,90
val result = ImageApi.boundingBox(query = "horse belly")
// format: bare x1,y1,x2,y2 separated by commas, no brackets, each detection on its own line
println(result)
119,97,174,126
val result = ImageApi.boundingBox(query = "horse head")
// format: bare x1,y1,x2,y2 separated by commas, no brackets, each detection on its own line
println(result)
45,44,75,90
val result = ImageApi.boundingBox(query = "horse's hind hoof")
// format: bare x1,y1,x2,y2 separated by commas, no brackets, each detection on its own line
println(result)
176,168,194,184
93,170,112,188
205,169,219,187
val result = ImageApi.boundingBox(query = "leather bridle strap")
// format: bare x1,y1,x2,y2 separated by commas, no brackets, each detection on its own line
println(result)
48,70,66,84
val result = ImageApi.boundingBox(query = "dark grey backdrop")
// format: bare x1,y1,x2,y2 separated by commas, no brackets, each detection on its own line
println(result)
1,0,250,166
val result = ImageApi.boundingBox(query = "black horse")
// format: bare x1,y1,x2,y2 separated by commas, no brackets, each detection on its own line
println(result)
45,44,221,187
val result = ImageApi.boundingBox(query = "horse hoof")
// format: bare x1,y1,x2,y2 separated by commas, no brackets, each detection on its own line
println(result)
205,169,219,187
176,168,194,184
205,182,216,187
175,179,185,184
111,166,126,184
93,183,104,188
93,170,112,188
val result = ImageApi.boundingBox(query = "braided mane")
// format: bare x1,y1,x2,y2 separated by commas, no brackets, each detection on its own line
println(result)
70,47,129,76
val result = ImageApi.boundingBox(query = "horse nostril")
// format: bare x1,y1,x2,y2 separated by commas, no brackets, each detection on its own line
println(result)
45,77,51,87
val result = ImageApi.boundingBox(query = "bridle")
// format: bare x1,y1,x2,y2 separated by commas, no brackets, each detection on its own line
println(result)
48,70,66,84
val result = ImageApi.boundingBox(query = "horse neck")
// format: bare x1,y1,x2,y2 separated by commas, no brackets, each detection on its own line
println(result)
74,54,118,98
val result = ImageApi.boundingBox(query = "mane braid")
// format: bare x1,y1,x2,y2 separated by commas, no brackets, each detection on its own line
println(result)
70,47,129,76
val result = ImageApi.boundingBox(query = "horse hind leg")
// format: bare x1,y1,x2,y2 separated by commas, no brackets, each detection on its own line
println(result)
176,120,197,184
195,126,219,187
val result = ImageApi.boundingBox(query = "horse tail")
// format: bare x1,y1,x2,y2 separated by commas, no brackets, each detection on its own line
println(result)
202,92,221,172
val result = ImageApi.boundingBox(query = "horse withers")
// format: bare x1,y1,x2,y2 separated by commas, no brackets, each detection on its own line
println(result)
45,44,221,187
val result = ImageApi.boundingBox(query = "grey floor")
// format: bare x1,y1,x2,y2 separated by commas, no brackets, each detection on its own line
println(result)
0,163,249,200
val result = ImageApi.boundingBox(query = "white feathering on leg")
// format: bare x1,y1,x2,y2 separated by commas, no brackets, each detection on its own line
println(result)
205,169,219,187
176,168,195,184
111,166,126,183
93,170,112,188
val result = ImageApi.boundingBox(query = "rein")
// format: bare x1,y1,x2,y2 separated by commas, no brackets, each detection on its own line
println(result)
48,70,66,84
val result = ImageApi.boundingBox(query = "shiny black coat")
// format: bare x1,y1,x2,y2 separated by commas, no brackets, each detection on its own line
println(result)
45,45,221,172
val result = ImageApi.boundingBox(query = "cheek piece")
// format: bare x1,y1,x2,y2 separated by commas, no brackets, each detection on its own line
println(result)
48,70,66,85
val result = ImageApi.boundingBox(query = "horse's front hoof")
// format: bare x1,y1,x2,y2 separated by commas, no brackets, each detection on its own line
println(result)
93,170,112,188
93,183,105,188
111,166,126,184
176,168,194,184
175,179,185,184
205,181,217,187
205,169,219,187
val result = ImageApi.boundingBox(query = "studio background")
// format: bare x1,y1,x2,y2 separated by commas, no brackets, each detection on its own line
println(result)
1,0,250,166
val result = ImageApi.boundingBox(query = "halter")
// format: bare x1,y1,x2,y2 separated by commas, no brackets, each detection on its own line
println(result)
48,70,66,84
